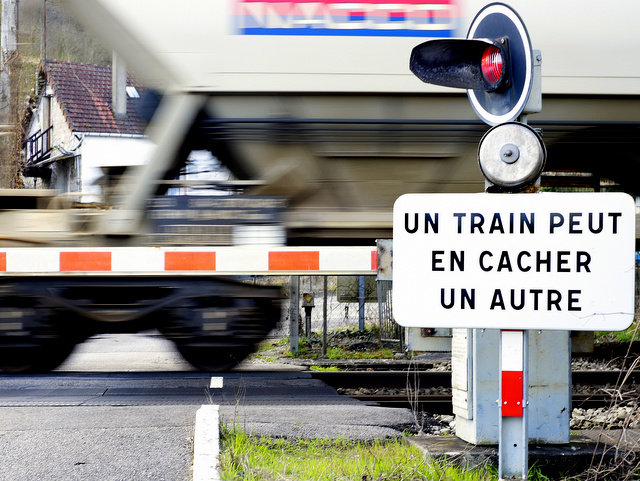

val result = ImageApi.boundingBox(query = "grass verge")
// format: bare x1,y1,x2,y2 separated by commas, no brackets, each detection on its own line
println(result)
218,426,497,481
309,365,340,372
595,319,639,342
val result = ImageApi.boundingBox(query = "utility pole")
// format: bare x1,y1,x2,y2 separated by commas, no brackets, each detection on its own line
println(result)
1,0,18,124
1,0,19,187
42,0,46,60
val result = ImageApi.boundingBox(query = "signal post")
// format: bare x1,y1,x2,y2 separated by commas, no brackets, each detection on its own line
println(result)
395,4,636,479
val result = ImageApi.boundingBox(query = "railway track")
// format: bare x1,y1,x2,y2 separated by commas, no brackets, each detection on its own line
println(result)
310,369,640,413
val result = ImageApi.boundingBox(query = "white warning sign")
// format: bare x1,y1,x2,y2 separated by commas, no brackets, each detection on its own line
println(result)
392,193,636,331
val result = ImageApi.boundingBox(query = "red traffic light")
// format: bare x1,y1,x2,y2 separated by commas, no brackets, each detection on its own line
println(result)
481,45,504,88
409,39,509,92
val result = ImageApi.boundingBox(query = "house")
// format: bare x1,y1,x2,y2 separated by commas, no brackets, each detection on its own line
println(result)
22,59,155,202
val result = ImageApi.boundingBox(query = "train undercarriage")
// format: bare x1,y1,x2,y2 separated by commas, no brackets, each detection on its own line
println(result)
0,275,281,373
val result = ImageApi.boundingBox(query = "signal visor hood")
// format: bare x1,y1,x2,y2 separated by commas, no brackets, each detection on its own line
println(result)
409,38,509,92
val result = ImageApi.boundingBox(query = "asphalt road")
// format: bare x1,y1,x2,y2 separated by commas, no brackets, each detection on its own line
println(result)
0,333,415,481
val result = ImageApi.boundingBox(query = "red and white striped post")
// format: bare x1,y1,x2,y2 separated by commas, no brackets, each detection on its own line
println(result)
499,329,528,480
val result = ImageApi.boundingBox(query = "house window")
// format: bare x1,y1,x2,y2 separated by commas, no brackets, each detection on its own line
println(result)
126,86,140,98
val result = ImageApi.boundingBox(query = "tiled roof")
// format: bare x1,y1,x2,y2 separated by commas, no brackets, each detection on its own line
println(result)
42,60,146,135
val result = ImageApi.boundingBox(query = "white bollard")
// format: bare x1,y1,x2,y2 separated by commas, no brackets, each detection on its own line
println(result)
193,405,221,481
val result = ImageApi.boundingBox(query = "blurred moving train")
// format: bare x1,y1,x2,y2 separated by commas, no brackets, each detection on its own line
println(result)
1,0,639,372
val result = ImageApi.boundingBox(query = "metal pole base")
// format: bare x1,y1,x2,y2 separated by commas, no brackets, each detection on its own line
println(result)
499,329,528,480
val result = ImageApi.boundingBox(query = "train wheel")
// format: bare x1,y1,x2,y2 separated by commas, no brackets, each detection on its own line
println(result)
174,341,253,372
0,340,76,374
159,278,282,371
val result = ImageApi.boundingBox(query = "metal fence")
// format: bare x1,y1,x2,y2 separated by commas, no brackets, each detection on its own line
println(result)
272,275,400,340
272,266,640,341
377,280,401,342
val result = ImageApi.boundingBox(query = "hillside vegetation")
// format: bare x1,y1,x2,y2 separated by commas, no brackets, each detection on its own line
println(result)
16,0,110,98
1,0,109,186
18,0,110,64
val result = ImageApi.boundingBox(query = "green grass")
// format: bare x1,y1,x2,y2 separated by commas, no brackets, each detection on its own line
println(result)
595,320,640,342
611,320,639,342
285,337,317,359
256,338,288,352
309,365,340,372
326,346,394,360
253,355,277,363
284,342,394,361
218,426,497,481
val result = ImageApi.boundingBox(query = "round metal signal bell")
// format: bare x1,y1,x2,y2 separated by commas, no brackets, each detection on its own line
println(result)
481,45,504,88
478,122,546,189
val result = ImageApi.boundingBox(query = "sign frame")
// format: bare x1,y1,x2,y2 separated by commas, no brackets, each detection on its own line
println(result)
392,192,636,331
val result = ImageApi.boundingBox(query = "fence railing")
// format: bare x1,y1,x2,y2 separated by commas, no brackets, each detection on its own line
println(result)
25,125,53,165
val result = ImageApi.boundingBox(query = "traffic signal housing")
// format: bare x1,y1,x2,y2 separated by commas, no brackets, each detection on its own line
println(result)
409,3,537,126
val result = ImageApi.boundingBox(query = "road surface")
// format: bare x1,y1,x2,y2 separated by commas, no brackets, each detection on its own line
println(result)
0,333,415,480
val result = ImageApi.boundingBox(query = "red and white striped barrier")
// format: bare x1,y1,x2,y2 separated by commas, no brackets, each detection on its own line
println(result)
0,246,377,275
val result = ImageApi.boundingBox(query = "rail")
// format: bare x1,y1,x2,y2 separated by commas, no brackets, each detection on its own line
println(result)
311,369,640,413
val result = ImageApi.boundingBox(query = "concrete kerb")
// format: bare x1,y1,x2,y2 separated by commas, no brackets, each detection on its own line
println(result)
407,430,640,478
193,377,225,481
193,404,221,481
